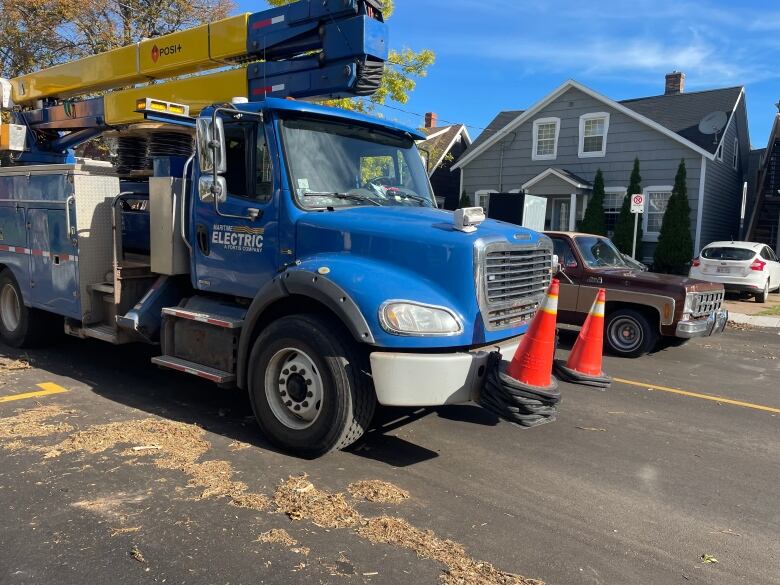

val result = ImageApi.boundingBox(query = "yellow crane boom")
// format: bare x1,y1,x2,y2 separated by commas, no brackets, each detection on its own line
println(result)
10,14,249,105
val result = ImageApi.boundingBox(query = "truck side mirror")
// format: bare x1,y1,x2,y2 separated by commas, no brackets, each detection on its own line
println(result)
198,175,227,204
196,116,226,174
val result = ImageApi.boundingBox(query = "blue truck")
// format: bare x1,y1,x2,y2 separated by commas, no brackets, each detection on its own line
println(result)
0,0,553,455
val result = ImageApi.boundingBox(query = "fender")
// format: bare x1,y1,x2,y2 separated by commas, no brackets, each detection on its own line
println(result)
236,269,374,389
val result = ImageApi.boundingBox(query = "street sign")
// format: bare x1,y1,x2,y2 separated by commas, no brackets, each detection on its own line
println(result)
631,193,644,214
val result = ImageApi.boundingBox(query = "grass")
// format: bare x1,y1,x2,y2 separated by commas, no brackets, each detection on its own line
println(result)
757,305,780,316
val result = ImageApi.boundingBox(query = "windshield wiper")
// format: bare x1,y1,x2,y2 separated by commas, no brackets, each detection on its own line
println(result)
302,191,382,206
392,192,430,206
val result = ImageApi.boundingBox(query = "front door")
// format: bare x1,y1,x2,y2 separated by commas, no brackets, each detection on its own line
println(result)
192,117,279,298
545,198,571,231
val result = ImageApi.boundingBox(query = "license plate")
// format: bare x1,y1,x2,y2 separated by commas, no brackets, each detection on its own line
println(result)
717,266,730,273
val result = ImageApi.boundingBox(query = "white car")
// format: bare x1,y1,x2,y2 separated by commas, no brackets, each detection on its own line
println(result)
690,241,780,303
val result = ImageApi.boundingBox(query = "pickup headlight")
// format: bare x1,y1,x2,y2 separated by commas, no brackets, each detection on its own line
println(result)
683,292,696,314
379,301,462,336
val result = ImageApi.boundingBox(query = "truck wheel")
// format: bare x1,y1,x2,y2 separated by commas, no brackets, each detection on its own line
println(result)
247,314,376,458
604,308,657,358
0,269,48,348
755,280,769,303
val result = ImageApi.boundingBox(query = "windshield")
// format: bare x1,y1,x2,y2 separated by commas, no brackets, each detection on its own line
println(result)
280,116,435,209
701,247,755,261
574,236,629,269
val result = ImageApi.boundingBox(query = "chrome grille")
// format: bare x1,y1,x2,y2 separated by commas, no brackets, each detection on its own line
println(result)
691,290,724,318
479,242,553,331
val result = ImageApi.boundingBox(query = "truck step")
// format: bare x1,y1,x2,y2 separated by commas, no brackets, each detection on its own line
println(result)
88,282,115,295
151,355,235,384
162,307,243,329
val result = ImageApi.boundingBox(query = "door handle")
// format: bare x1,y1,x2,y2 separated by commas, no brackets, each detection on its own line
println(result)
196,224,210,256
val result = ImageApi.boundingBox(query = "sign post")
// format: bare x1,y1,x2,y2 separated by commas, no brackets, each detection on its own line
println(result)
630,193,645,259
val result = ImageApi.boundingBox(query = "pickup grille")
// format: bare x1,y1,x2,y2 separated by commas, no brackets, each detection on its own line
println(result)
480,242,553,331
691,290,724,318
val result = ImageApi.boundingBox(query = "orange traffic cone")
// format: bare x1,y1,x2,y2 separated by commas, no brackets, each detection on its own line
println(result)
505,278,560,391
554,289,612,388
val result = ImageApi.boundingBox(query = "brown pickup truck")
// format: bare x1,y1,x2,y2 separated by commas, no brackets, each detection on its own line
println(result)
545,232,728,357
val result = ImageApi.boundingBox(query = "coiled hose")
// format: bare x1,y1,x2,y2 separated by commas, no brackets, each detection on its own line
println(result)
480,352,561,427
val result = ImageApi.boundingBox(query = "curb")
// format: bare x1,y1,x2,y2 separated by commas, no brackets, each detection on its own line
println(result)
728,312,780,329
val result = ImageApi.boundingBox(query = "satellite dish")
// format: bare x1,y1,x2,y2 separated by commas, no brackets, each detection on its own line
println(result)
698,111,728,135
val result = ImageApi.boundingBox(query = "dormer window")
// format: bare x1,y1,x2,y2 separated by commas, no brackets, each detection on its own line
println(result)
578,112,610,158
532,117,560,161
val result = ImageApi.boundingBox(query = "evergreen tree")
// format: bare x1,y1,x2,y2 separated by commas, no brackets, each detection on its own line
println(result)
613,158,643,256
580,169,607,235
458,191,471,208
653,159,694,274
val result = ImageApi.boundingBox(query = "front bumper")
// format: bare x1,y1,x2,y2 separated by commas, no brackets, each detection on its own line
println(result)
675,308,728,338
369,336,521,407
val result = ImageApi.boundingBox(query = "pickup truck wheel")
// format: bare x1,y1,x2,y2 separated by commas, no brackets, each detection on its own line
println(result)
604,308,657,358
247,314,376,458
755,280,769,303
0,270,48,348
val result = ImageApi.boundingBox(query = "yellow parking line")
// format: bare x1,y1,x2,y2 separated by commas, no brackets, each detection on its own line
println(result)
0,382,69,403
613,377,780,414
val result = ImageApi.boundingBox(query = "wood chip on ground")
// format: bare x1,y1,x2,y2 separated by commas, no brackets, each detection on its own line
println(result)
43,418,268,510
274,474,361,528
348,479,410,504
0,406,74,445
359,516,545,585
257,528,297,546
0,357,32,372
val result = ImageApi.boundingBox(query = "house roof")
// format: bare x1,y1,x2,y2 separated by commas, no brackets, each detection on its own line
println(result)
460,110,524,161
619,86,743,155
521,167,592,191
453,80,744,170
417,124,471,176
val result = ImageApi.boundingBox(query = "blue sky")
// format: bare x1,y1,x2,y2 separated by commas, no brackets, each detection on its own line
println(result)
248,0,780,148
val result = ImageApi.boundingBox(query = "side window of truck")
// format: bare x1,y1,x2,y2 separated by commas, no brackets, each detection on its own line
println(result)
222,121,273,202
552,238,578,268
223,122,251,197
255,128,273,203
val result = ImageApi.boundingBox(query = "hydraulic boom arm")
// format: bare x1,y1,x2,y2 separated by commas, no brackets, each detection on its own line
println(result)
1,0,386,160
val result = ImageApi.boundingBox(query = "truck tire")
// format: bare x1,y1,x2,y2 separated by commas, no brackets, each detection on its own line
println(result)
604,308,657,358
755,280,769,303
0,269,48,348
247,313,376,458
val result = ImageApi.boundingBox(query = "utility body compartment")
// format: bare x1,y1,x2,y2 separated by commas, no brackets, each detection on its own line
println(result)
0,159,119,323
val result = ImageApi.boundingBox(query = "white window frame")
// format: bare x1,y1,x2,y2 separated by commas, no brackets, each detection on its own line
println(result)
532,117,560,161
716,141,723,161
578,112,610,158
732,137,739,170
642,185,673,242
475,189,497,214
604,187,627,235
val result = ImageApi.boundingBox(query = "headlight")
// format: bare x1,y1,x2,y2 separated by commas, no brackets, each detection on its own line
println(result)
379,301,462,336
683,292,696,314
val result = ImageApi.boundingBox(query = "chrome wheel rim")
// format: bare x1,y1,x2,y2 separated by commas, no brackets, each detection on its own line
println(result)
0,284,21,333
264,347,324,430
608,316,643,353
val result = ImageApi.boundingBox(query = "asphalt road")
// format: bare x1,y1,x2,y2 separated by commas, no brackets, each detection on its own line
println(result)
0,324,778,585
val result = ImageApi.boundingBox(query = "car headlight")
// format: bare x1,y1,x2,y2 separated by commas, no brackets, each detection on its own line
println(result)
379,301,462,336
683,292,696,314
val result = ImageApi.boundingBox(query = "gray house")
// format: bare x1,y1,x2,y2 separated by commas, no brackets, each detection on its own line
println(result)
452,74,749,261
